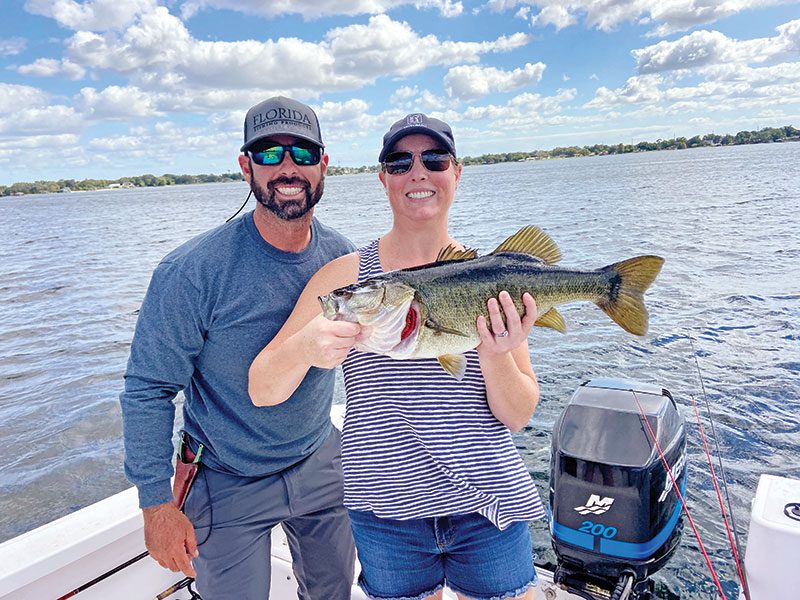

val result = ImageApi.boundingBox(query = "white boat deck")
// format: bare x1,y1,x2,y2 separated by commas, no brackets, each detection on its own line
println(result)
0,407,585,599
0,484,578,599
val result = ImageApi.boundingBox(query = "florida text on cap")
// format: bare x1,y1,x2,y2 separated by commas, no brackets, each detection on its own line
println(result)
241,96,324,152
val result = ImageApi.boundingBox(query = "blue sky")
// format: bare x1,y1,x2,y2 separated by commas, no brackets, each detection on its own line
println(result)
1,0,798,185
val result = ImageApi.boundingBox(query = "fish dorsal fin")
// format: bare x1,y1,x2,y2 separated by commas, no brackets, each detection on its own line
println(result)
490,226,561,265
436,245,478,262
437,354,468,380
534,307,567,333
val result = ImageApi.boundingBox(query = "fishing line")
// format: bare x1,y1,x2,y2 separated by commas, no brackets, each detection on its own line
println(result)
226,189,252,222
689,338,751,600
690,394,749,600
631,391,727,599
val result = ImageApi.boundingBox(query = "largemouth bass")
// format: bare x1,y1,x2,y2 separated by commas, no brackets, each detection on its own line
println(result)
319,226,664,379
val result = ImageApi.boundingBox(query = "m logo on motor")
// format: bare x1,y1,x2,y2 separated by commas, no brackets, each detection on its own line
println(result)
574,494,615,515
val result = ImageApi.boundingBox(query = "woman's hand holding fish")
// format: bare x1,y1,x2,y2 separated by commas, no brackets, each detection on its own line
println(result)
297,314,362,369
476,291,537,356
475,291,539,431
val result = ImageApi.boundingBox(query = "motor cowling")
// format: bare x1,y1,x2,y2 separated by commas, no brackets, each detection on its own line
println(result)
550,378,686,593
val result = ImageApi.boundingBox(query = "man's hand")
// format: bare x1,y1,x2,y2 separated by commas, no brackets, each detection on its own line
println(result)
143,503,198,578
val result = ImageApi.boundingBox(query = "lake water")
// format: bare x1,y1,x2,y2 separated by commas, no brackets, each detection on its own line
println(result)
1,142,798,598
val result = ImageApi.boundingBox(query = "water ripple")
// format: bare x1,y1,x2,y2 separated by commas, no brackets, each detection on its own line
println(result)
1,145,799,598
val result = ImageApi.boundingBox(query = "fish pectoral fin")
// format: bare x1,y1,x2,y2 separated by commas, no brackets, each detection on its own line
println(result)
424,318,470,337
490,226,562,265
437,354,468,380
534,307,567,333
436,245,478,262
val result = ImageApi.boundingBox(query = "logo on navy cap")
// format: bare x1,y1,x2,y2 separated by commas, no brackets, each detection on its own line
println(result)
406,114,424,125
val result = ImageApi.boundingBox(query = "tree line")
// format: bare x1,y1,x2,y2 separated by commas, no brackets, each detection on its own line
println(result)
459,125,799,165
2,125,797,197
0,172,244,197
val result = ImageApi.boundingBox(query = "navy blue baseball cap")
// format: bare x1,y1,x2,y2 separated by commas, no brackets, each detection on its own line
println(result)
241,96,323,152
378,113,456,162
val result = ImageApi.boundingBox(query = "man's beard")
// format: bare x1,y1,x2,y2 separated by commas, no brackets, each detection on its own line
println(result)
251,174,325,221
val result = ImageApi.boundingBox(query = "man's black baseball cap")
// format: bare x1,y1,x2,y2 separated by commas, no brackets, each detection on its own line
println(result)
241,96,323,152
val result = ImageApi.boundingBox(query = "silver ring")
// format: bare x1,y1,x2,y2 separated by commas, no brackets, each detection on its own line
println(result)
495,330,509,338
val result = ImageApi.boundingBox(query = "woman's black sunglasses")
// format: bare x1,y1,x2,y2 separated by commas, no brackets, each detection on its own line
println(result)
382,149,453,175
248,142,321,166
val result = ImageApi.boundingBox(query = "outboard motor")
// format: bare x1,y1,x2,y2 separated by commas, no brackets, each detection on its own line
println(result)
549,379,686,599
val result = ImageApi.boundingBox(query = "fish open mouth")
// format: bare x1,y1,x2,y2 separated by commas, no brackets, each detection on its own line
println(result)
385,302,420,358
351,299,420,358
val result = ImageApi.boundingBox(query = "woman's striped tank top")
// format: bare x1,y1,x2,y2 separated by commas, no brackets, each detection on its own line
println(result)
340,239,546,530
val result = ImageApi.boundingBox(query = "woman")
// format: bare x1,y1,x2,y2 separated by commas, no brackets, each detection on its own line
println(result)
249,113,546,600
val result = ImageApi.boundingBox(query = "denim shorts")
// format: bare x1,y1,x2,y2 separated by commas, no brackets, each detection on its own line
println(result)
348,509,537,600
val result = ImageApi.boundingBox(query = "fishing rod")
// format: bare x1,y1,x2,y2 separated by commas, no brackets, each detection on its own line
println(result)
689,338,751,600
54,548,196,600
631,391,728,599
55,551,149,599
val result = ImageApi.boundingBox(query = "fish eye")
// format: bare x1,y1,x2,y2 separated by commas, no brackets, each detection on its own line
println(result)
347,286,385,310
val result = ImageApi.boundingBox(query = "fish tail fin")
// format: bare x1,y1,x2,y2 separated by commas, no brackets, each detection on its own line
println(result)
597,255,665,335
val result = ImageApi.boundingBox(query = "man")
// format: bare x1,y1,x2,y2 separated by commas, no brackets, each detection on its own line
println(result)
120,96,357,599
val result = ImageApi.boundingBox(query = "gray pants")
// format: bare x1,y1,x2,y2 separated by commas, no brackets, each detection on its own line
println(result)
184,427,356,599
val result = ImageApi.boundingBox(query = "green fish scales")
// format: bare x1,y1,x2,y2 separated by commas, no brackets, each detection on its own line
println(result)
320,226,664,379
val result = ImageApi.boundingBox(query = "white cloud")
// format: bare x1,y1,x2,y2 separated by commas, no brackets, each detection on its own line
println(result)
435,0,464,17
390,85,419,104
88,134,147,152
76,86,162,118
586,65,800,114
634,19,800,73
461,87,576,125
583,18,800,115
643,1,794,37
24,0,158,31
84,120,233,167
0,83,49,114
444,62,546,100
634,30,732,73
318,98,371,123
65,7,193,72
9,0,797,181
415,90,451,112
317,98,384,141
531,5,576,30
17,58,87,80
486,0,797,36
584,74,664,110
326,15,529,80
0,37,27,56
0,134,83,171
178,0,462,19
0,133,80,149
0,105,83,136
61,10,529,102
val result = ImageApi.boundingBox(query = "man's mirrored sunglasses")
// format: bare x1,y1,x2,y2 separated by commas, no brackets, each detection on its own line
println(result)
382,149,453,175
248,142,322,166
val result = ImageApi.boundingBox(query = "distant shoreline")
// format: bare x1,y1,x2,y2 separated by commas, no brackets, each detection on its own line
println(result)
2,125,797,197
